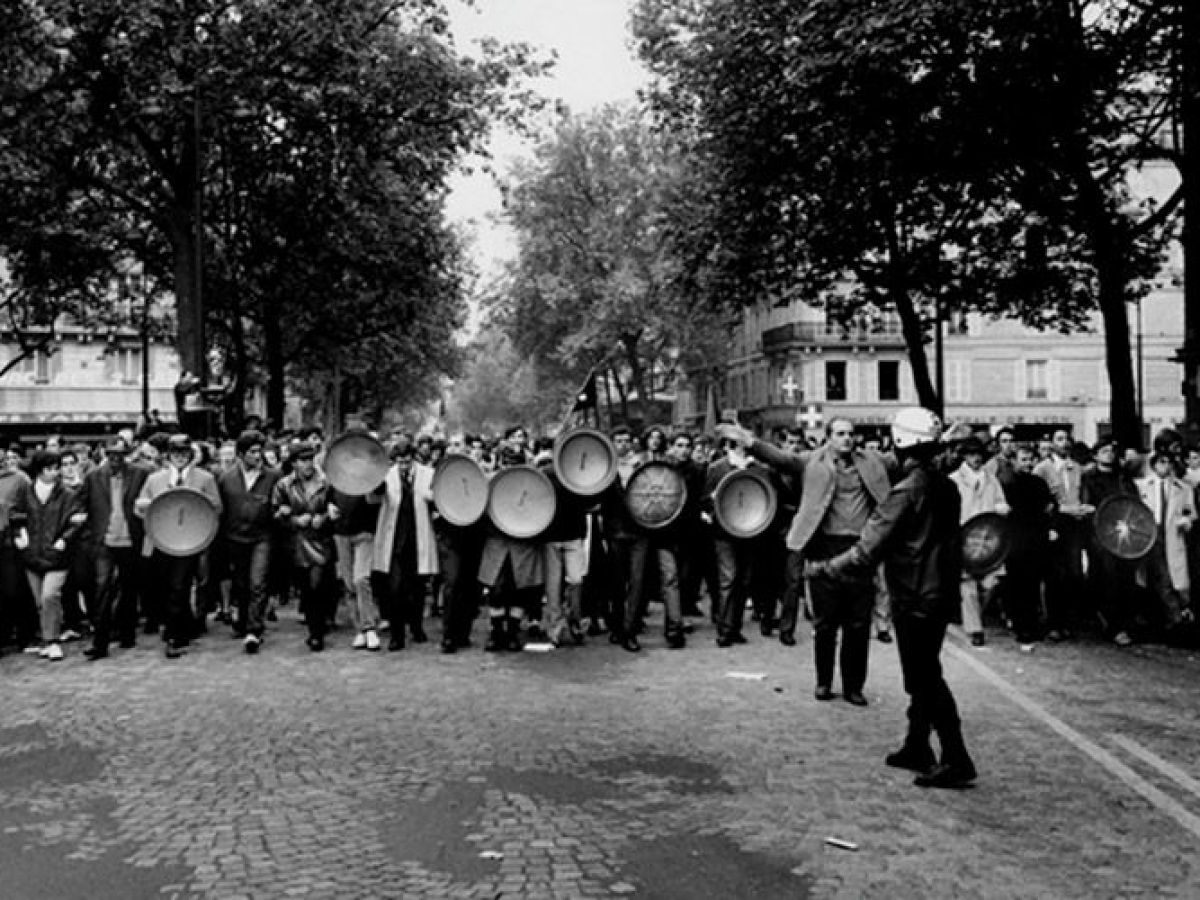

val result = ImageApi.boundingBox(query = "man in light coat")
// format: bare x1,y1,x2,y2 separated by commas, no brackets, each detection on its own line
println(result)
1137,452,1196,635
949,438,1009,647
720,418,891,705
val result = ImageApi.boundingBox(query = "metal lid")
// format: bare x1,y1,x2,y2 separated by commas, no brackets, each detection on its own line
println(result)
624,461,687,530
1093,494,1157,560
713,467,777,539
324,431,388,496
960,511,1011,576
487,465,556,539
431,455,488,526
146,487,220,557
553,427,618,497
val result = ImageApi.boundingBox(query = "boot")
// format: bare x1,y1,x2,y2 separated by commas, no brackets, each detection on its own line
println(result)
484,615,506,652
504,614,524,652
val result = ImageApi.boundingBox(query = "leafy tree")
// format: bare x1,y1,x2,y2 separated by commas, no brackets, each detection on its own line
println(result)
634,0,1184,445
0,0,546,427
495,104,732,428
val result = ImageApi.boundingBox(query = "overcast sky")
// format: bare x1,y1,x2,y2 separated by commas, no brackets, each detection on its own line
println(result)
446,0,648,273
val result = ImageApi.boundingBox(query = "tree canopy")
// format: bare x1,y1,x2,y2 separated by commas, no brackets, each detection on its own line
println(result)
634,0,1186,444
0,0,547,428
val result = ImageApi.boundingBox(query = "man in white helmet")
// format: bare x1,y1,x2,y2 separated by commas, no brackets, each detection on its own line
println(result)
807,407,977,789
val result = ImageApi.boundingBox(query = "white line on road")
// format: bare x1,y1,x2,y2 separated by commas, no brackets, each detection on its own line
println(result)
946,643,1200,842
1108,733,1200,802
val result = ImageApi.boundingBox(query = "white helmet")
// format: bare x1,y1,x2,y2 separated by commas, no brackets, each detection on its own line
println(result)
892,407,943,449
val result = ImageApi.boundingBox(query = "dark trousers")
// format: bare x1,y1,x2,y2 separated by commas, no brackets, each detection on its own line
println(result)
679,526,719,617
139,552,164,630
62,548,93,633
1089,543,1137,636
1144,529,1187,629
374,557,423,642
779,550,805,639
1045,517,1085,631
295,563,336,639
157,551,199,646
807,535,873,692
436,527,481,645
91,545,141,650
750,532,786,625
228,539,271,638
894,613,970,766
714,537,754,638
608,534,648,638
0,545,36,647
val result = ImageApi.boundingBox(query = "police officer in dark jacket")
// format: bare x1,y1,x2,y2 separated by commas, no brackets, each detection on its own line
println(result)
810,407,977,789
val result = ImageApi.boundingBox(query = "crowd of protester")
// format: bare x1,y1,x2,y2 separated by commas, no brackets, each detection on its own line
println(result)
0,416,1194,672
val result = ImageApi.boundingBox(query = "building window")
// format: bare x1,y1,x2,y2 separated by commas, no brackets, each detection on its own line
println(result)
878,360,900,401
1026,360,1048,400
18,350,51,383
111,348,142,385
826,361,846,401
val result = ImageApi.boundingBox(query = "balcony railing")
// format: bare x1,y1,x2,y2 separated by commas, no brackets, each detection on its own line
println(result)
761,320,906,352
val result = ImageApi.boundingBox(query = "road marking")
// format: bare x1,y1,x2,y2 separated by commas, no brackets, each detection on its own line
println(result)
946,643,1200,841
1108,733,1200,802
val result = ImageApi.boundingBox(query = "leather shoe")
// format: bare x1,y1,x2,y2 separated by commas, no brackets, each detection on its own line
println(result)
164,642,184,659
886,746,936,774
609,632,624,645
716,635,734,648
876,630,893,644
730,632,748,644
814,685,834,701
118,638,136,649
388,637,405,652
844,691,868,707
779,633,796,647
914,760,977,789
440,639,457,654
83,646,109,661
305,636,324,652
622,636,641,653
411,629,429,644
665,632,686,649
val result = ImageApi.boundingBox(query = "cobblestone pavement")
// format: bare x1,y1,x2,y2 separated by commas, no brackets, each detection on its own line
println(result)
1,605,1199,900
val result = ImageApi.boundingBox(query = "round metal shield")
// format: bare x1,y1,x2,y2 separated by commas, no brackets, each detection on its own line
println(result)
1094,494,1157,560
487,465,556,539
324,431,388,496
431,455,488,526
960,512,1011,577
146,488,220,558
714,468,777,539
553,428,618,497
624,461,687,530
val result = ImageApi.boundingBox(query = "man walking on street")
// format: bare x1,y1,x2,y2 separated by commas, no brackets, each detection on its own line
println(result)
218,430,281,654
80,437,149,660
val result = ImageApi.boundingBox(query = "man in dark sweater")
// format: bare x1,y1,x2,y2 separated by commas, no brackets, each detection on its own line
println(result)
217,430,281,653
1003,445,1057,650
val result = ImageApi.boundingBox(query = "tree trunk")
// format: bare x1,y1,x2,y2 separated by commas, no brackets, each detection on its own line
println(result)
169,210,203,378
610,364,629,423
1072,156,1141,448
1180,0,1200,429
263,304,286,428
621,333,647,424
887,286,940,413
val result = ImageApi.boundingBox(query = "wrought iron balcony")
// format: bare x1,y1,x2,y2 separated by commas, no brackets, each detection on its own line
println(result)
761,320,906,353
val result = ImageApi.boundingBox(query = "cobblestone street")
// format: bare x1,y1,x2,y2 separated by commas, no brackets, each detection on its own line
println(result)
2,607,1199,899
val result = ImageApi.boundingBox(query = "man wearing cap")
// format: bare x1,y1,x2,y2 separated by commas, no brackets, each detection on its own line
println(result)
718,417,891,705
135,434,222,658
273,441,337,651
218,430,281,654
79,437,150,659
807,407,977,789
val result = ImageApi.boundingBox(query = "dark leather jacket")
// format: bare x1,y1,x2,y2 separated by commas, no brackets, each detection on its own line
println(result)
828,458,962,622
